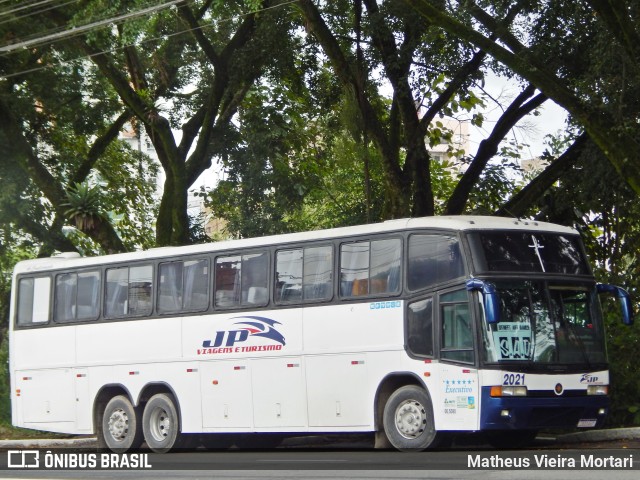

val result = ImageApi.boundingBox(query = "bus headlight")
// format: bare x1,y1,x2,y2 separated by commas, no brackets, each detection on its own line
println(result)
490,386,528,397
587,385,608,395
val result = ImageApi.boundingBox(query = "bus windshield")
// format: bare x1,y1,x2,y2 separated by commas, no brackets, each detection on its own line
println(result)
481,281,607,366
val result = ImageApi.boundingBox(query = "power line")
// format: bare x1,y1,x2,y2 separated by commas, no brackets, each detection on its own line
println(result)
0,0,59,18
0,0,82,27
0,0,183,55
0,0,183,53
0,0,300,80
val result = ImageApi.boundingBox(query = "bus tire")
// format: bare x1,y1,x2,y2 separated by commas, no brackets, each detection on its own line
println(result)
142,393,182,453
100,395,144,453
382,385,437,451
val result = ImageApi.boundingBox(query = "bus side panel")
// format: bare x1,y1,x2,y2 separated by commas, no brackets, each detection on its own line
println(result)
303,302,404,354
252,356,307,428
12,327,79,432
76,319,182,365
304,302,404,429
15,368,75,430
12,327,76,369
200,359,252,430
306,354,370,427
433,364,480,431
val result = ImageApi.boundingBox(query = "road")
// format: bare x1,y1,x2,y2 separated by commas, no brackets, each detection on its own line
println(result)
0,434,638,480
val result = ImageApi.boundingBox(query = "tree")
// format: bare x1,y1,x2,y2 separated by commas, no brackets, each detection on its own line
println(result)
60,0,296,246
528,141,640,425
295,0,552,218
0,19,157,255
0,0,299,250
205,57,389,237
404,0,640,198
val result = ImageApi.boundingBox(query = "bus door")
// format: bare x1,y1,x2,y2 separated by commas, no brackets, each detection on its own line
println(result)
437,289,479,430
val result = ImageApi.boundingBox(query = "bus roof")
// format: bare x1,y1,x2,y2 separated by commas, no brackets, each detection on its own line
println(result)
13,216,578,274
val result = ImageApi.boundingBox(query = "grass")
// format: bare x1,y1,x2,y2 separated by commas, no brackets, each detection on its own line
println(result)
0,421,74,440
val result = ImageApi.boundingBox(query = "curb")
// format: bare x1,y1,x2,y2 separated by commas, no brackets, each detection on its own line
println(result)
0,428,638,449
0,437,97,449
557,427,640,444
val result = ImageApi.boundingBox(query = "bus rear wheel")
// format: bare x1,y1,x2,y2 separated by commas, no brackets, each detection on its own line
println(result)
383,385,438,451
99,395,144,453
142,393,182,453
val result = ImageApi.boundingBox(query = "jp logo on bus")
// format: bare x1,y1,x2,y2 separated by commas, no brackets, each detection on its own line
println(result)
580,373,599,384
199,316,286,355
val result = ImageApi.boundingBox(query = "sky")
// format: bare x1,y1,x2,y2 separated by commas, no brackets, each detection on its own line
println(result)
467,73,569,160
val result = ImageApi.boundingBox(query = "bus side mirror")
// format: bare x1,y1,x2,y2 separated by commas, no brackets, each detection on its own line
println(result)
466,279,500,324
597,283,634,326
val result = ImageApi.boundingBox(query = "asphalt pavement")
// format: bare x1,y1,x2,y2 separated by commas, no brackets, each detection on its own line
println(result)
0,427,639,450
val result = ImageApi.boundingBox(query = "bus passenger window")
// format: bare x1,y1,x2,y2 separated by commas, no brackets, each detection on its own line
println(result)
105,265,152,318
55,271,100,322
340,239,400,298
303,246,332,300
215,253,268,308
215,256,241,307
77,271,100,319
407,298,434,356
17,277,51,325
159,259,209,313
341,242,369,296
276,249,303,302
276,246,333,303
241,253,268,306
408,235,464,291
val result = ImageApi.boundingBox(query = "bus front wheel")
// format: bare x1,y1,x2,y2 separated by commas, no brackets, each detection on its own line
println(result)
142,393,182,453
383,385,438,451
99,395,144,453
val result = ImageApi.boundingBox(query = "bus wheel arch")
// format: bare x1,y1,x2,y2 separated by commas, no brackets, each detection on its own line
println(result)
376,378,439,451
374,373,424,449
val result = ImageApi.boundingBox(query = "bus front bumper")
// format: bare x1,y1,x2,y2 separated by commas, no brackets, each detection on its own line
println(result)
480,386,609,430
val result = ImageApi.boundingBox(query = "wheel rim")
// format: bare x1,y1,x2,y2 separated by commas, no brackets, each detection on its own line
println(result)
107,408,129,442
148,406,172,443
394,399,427,439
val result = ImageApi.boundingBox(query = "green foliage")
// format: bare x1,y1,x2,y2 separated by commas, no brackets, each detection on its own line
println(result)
533,141,640,426
0,337,10,424
63,182,106,230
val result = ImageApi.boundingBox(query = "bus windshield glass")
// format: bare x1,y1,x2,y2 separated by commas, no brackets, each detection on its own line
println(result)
481,281,607,366
468,231,590,275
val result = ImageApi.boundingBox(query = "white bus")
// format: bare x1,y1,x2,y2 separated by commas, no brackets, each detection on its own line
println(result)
9,216,633,452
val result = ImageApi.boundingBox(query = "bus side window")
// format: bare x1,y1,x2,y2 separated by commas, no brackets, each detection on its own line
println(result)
276,249,303,303
55,271,100,322
105,265,152,318
17,276,51,325
159,259,209,313
440,290,474,363
303,246,333,300
276,246,333,304
215,256,241,307
215,252,268,308
408,234,464,291
241,253,268,306
407,297,434,357
340,239,400,298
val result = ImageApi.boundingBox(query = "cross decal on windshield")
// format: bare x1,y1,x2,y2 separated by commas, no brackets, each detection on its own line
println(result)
528,235,546,272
